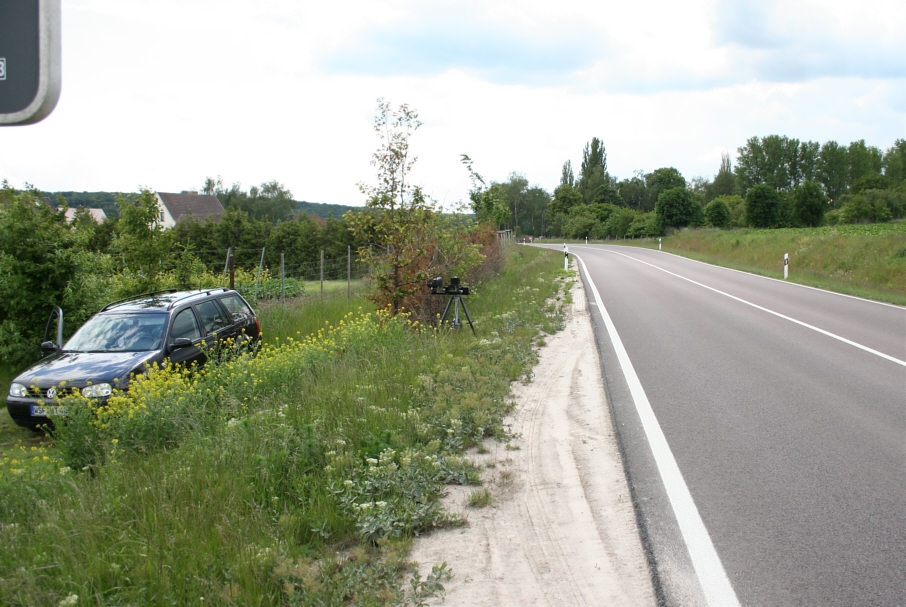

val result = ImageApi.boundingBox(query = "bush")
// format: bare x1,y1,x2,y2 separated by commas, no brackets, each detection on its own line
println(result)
745,184,782,228
656,187,699,228
705,199,731,228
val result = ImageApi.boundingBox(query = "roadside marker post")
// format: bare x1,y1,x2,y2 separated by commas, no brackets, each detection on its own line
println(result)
784,253,789,280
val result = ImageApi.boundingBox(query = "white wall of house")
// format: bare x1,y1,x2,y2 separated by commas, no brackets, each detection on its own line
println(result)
155,194,177,229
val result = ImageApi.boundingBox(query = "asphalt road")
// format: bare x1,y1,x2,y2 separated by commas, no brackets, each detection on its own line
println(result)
546,244,905,607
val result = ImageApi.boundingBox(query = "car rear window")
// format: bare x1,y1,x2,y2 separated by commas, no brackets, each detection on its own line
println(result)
219,294,253,322
196,300,232,335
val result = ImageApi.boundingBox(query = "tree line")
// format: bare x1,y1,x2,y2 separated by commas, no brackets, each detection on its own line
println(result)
467,135,905,239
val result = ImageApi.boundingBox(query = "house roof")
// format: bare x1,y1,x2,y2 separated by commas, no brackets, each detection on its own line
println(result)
59,207,108,223
158,192,224,223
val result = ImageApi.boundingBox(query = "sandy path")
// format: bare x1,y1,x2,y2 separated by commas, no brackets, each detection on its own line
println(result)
409,272,657,606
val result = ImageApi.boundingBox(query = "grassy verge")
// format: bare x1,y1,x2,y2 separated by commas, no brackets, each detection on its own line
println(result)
621,223,906,305
0,245,566,606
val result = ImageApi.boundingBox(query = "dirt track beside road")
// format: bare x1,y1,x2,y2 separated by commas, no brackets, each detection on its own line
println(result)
410,271,656,606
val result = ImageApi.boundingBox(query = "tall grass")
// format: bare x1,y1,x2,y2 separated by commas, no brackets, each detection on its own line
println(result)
642,223,905,304
0,245,566,606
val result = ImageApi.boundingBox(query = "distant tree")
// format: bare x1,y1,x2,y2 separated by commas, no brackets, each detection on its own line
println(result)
252,180,296,223
560,160,575,187
618,174,651,210
646,168,686,205
708,153,738,199
745,184,782,228
603,207,636,239
655,186,699,228
111,189,173,281
882,139,906,186
790,181,827,227
705,198,731,228
550,183,582,216
847,139,883,186
461,154,510,229
578,137,611,204
851,173,887,193
215,207,272,266
264,215,320,268
817,141,849,203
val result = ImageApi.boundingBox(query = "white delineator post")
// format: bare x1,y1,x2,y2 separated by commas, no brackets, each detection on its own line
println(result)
659,237,662,251
563,244,569,270
784,253,789,280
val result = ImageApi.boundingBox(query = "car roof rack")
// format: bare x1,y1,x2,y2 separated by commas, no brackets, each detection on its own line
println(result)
101,289,180,311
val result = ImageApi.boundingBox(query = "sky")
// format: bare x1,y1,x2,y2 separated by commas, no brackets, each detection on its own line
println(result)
2,0,905,209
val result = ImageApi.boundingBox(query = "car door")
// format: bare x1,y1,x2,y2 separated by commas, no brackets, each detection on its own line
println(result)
165,306,206,368
195,299,236,346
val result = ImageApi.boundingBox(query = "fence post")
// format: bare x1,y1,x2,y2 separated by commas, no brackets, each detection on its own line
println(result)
347,245,351,300
320,249,325,300
255,247,266,300
280,253,285,303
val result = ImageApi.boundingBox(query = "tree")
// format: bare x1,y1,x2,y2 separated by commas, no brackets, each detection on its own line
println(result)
655,187,699,228
882,139,906,186
577,137,611,204
560,161,575,187
745,184,782,228
645,167,686,204
817,141,849,203
847,140,883,186
461,154,510,229
347,99,456,315
0,183,111,365
111,189,173,282
708,153,738,200
618,174,651,210
790,181,826,227
265,215,320,268
550,183,582,216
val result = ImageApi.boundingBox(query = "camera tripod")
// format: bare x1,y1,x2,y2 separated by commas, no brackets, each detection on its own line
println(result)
428,276,476,335
439,291,475,335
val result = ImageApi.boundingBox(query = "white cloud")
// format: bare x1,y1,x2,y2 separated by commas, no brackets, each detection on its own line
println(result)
1,0,903,209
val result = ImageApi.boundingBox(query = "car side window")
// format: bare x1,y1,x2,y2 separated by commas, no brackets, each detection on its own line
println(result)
196,300,232,335
219,294,252,323
169,308,201,344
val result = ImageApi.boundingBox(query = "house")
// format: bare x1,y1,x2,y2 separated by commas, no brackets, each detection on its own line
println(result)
156,191,224,228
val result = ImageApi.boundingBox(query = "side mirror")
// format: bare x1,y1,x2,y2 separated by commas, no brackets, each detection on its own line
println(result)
40,340,60,354
169,337,193,351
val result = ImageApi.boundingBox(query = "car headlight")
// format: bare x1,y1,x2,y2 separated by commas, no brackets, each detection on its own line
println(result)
81,383,112,398
9,383,28,398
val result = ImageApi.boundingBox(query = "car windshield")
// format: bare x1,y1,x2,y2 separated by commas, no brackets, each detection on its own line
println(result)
64,313,167,353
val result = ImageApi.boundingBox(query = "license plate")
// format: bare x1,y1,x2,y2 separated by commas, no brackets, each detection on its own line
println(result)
30,405,67,417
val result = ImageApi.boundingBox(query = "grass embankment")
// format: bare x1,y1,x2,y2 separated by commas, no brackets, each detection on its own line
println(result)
649,223,905,304
0,246,567,606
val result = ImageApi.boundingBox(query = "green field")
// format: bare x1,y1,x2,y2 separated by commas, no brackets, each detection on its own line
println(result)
0,246,568,606
625,223,906,305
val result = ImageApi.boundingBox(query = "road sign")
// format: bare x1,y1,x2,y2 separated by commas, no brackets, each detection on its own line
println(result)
0,0,61,125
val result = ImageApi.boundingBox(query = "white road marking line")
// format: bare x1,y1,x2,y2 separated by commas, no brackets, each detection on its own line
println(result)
575,253,742,607
610,250,906,367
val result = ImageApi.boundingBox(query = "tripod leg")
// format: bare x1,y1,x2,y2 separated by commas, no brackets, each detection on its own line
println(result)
459,296,476,335
439,296,454,325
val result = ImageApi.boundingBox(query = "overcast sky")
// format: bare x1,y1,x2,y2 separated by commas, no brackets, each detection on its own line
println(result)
2,0,904,208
